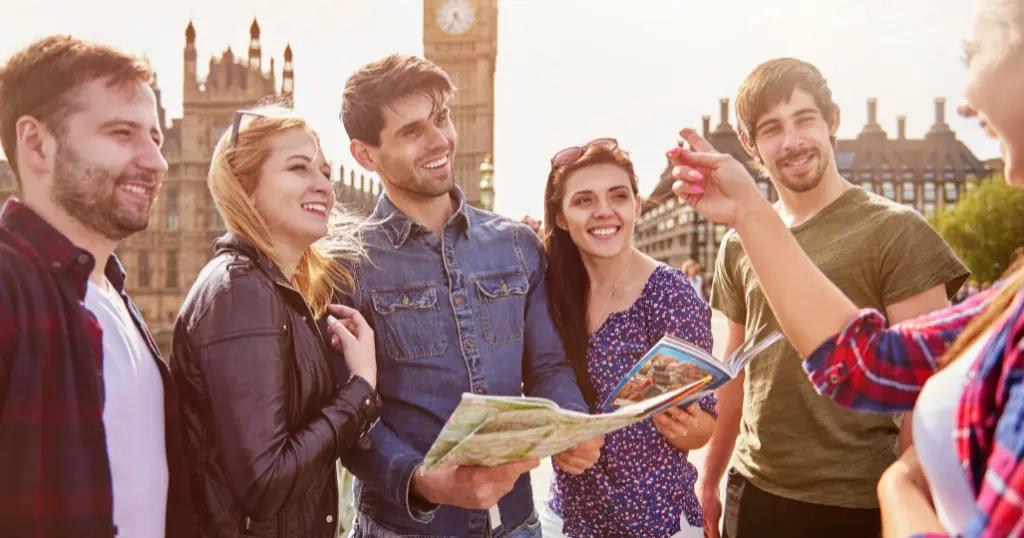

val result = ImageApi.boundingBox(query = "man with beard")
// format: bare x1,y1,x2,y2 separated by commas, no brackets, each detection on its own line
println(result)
336,55,602,538
694,58,969,538
0,36,192,537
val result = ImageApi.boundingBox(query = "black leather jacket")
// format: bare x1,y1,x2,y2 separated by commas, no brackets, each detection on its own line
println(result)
171,235,380,537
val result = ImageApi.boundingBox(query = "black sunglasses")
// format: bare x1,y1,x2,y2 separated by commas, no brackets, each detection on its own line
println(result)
550,137,619,167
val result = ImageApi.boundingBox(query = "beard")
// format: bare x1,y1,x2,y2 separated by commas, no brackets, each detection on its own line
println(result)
380,146,456,200
767,147,829,194
51,141,158,241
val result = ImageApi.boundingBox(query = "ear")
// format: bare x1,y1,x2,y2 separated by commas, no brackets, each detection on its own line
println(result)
555,212,568,231
828,105,841,137
16,116,56,179
349,139,379,173
738,129,760,162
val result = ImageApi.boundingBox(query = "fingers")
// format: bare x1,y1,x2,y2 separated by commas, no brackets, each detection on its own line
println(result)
326,314,356,350
328,304,373,340
679,128,716,153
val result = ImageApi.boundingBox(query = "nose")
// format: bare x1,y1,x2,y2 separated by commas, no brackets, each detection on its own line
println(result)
593,197,614,218
138,137,168,176
781,124,803,153
425,123,450,153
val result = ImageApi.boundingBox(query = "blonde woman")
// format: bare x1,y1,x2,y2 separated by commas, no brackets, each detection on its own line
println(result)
670,0,1024,535
171,106,380,537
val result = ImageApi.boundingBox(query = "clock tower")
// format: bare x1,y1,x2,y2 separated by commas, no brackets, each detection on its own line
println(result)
423,0,498,209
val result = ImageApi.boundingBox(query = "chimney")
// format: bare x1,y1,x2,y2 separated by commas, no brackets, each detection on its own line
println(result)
934,98,947,125
713,98,736,134
702,115,711,138
927,97,953,136
867,98,878,126
897,116,907,140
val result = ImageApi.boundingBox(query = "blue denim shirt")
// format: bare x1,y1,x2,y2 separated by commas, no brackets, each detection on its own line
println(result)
337,188,586,538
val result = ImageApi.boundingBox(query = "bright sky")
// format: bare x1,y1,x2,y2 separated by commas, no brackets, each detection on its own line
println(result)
1,0,999,219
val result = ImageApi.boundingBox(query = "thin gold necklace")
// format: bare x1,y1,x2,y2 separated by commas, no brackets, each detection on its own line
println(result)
593,251,634,329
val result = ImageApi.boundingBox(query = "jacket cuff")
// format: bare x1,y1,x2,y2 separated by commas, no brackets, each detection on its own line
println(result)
405,464,440,523
341,375,381,441
803,309,885,395
323,376,381,455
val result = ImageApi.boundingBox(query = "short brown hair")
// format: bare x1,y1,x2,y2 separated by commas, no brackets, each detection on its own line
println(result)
735,58,837,145
340,54,454,146
0,35,154,187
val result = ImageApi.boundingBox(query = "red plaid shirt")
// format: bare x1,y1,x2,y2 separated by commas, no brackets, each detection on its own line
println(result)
805,284,1024,538
0,199,193,537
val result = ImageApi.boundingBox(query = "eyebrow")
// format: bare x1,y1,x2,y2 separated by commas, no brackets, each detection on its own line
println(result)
286,154,313,162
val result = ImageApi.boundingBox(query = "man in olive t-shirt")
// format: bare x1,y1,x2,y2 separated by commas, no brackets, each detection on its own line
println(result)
698,58,969,538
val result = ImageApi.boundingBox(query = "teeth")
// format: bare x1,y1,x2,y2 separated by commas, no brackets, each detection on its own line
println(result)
590,227,618,237
302,203,327,213
121,184,149,196
422,156,448,169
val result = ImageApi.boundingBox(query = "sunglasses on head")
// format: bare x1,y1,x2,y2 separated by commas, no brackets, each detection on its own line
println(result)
550,137,619,167
228,108,268,147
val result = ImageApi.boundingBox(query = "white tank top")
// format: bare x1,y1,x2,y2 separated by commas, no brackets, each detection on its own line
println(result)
912,325,996,533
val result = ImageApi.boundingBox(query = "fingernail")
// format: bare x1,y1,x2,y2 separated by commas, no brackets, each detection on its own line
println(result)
691,184,705,194
687,169,705,181
327,315,339,325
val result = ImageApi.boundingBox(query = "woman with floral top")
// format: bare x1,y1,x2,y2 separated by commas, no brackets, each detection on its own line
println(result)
668,1,1024,535
541,138,716,538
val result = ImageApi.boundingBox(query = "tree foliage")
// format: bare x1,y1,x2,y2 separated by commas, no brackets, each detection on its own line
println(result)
930,177,1024,283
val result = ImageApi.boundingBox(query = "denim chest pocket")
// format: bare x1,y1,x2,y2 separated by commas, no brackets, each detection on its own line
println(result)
370,283,448,361
472,269,529,346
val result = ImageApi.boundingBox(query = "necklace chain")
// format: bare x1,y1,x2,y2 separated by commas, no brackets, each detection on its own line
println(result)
593,252,633,329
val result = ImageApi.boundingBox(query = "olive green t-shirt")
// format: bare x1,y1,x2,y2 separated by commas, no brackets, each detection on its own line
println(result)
710,187,969,509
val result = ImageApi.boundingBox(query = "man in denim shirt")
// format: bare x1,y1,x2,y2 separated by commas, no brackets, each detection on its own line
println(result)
336,55,603,538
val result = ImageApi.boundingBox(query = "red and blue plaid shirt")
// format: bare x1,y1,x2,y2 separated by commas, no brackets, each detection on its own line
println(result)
805,285,1024,538
0,199,193,537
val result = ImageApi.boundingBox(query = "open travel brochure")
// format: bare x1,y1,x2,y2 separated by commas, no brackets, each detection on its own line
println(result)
420,329,783,473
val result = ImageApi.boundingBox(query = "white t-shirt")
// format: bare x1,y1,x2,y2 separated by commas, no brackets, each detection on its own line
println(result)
84,280,169,538
912,325,997,533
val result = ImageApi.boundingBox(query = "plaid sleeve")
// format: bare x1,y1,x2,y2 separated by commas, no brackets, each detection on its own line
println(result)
802,291,995,414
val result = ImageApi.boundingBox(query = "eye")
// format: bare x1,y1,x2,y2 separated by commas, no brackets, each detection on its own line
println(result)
572,197,592,206
112,129,132,139
435,110,450,125
404,126,421,138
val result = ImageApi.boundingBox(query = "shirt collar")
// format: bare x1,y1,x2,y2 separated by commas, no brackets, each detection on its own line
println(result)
370,186,472,249
0,198,128,298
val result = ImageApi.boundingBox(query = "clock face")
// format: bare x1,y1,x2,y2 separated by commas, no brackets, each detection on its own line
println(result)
436,0,476,35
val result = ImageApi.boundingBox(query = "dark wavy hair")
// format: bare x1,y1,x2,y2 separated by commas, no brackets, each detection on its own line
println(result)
542,144,639,408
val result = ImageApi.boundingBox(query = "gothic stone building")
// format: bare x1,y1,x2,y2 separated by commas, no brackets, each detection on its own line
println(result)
636,97,991,280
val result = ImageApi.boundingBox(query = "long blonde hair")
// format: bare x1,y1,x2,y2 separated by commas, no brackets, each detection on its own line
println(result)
207,105,361,317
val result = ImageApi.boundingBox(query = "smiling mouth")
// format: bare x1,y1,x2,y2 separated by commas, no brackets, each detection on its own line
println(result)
420,154,449,170
780,150,816,171
301,202,329,217
118,182,154,201
588,225,620,239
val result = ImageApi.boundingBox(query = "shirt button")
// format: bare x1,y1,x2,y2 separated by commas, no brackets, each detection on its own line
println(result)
453,296,465,307
401,295,412,306
829,374,840,384
76,253,90,265
464,338,475,350
474,386,486,395
326,514,334,523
